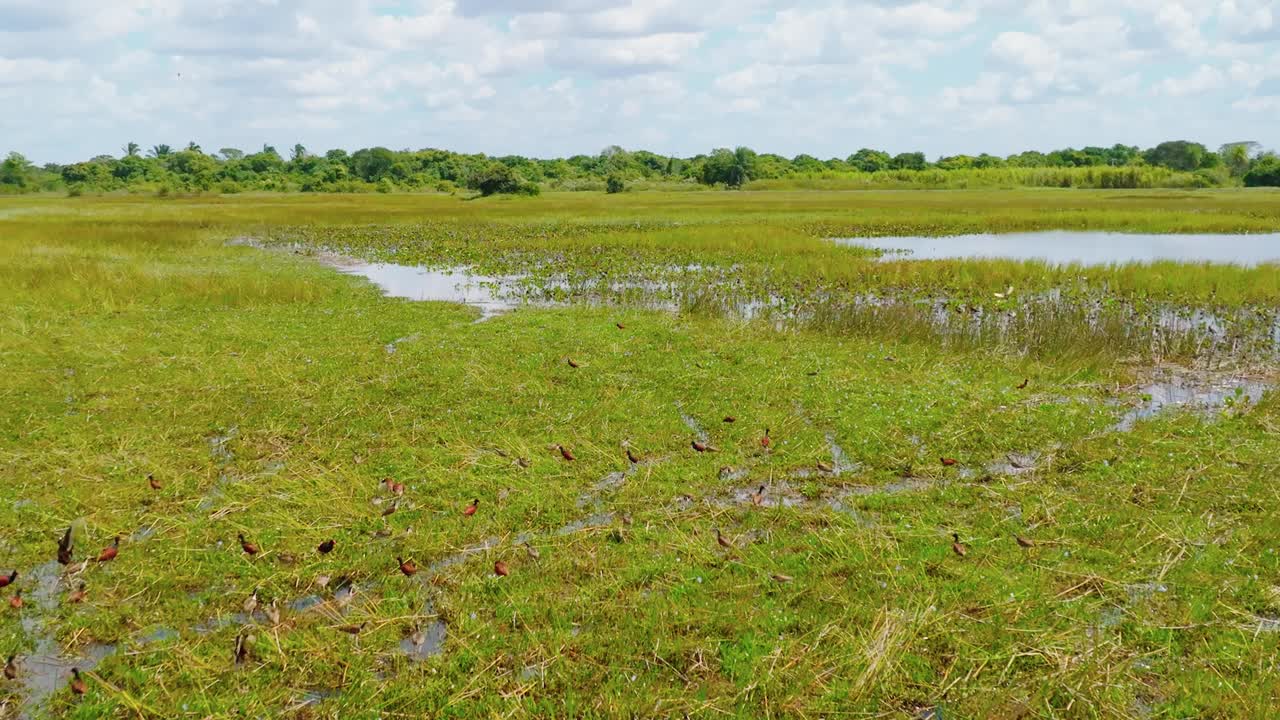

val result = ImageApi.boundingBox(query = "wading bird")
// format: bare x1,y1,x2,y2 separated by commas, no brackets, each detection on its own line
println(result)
239,533,259,556
57,527,74,566
69,668,87,695
494,560,509,577
626,448,640,464
0,571,15,588
3,655,17,680
1015,534,1035,549
716,529,734,549
97,537,119,563
317,539,335,555
148,474,162,490
951,533,968,558
940,457,959,467
463,499,479,516
398,557,418,577
557,445,576,461
67,583,87,604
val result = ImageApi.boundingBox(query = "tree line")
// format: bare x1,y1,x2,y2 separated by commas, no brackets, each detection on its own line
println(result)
1,140,1277,195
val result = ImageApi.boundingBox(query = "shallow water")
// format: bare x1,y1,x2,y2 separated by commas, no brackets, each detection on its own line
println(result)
338,263,524,319
836,231,1280,266
1115,372,1270,431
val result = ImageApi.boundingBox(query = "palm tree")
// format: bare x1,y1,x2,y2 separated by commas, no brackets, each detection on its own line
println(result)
123,142,140,157
291,143,307,163
186,141,202,153
150,144,173,158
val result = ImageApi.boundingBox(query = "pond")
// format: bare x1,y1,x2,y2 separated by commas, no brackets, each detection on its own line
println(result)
337,263,522,319
836,231,1280,265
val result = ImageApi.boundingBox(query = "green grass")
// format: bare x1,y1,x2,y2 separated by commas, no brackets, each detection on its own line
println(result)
1,192,1278,718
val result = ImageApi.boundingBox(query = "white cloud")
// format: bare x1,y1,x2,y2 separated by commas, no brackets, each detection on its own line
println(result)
1153,63,1225,95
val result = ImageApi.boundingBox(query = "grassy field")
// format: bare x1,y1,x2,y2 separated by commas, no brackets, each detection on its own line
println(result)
1,191,1278,718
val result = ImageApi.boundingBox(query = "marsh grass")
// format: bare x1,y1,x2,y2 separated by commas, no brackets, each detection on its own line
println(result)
0,193,1278,718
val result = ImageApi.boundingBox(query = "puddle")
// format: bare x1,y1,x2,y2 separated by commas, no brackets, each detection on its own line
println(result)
138,627,179,645
837,232,1280,266
427,537,503,573
400,601,447,661
1115,371,1270,431
1248,615,1280,634
556,513,616,535
289,595,325,613
208,427,238,465
825,433,858,476
677,409,709,441
337,263,524,320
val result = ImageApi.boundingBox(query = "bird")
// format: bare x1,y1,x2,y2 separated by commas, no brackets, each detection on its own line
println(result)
67,583,87,604
692,440,712,453
940,457,959,467
391,481,406,496
69,668,88,695
3,655,17,680
96,537,119,563
239,533,259,556
816,460,834,474
277,553,297,566
1017,378,1030,390
626,448,640,464
334,582,358,610
615,323,625,330
382,502,398,517
951,533,968,558
558,445,576,461
771,573,794,583
524,542,540,560
234,633,253,665
760,429,771,449
1015,534,1035,549
317,539,335,555
0,570,16,588
243,589,259,616
336,622,367,636
715,529,734,549
398,557,418,577
148,474,162,491
994,285,1014,300
57,526,74,566
463,499,479,517
264,599,281,626
567,358,581,369
723,416,736,424
10,590,23,610
750,485,766,507
494,560,510,577
517,457,532,469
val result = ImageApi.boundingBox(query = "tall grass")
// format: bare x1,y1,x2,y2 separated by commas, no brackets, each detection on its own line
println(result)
749,165,1216,190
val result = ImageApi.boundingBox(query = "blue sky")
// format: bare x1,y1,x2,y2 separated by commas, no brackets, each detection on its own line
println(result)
1,0,1278,164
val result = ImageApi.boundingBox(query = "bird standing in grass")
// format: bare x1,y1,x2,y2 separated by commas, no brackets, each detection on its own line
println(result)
1017,378,1030,390
716,529,734,549
567,358,581,369
463,499,479,517
317,539,335,555
57,527,74,566
239,534,259,556
494,560,509,577
760,429,771,449
940,457,959,467
10,590,23,610
264,599,281,626
243,589,259,616
148,474,162,490
69,668,87,695
398,557,418,577
951,533,968,558
0,571,15,589
524,542,540,560
97,537,119,563
234,633,253,665
816,461,834,474
626,448,640,464
1015,534,1035,549
558,445,576,461
3,655,17,680
67,583,87,604
750,485,766,507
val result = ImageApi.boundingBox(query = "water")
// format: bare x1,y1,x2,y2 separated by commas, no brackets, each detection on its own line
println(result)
1115,372,1270,431
337,263,523,320
836,232,1280,266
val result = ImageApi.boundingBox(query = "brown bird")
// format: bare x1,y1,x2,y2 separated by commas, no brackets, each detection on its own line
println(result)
398,557,418,577
715,528,734,549
463,499,479,517
567,358,581,369
616,323,625,330
524,542,540,560
626,448,640,464
243,589,259,616
10,590,23,610
234,633,253,665
692,440,711,453
816,460,834,474
517,457,532,469
750,485,766,507
391,482,406,496
264,598,281,626
940,457,959,467
771,573,794,583
317,539,335,555
3,655,17,680
494,560,510,577
557,445,576,461
96,536,119,563
238,533,259,556
0,570,15,588
382,501,398,517
69,668,88,695
951,533,968,558
57,526,74,566
336,622,367,636
148,474,162,491
1017,378,1030,390
760,429,771,449
67,583,87,604
1015,534,1035,549
723,416,736,424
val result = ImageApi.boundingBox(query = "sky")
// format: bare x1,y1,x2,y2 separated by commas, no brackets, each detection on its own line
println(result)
2,0,1278,164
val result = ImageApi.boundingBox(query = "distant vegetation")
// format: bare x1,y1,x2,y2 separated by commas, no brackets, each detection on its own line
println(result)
2,139,1278,196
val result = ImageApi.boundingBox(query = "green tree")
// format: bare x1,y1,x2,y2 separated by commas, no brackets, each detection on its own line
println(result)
219,148,245,161
890,152,927,170
1220,142,1260,177
150,144,173,158
350,147,395,182
847,148,891,172
468,162,520,196
700,147,757,188
1144,141,1210,171
605,174,625,194
0,152,34,187
186,141,202,153
1243,154,1280,187
291,144,308,163
123,142,140,158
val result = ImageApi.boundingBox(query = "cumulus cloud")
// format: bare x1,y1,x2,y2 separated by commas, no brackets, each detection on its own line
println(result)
0,0,1274,162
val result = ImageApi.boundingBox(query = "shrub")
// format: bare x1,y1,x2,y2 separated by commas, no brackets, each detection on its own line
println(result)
469,163,521,196
606,174,625,194
1243,156,1280,187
